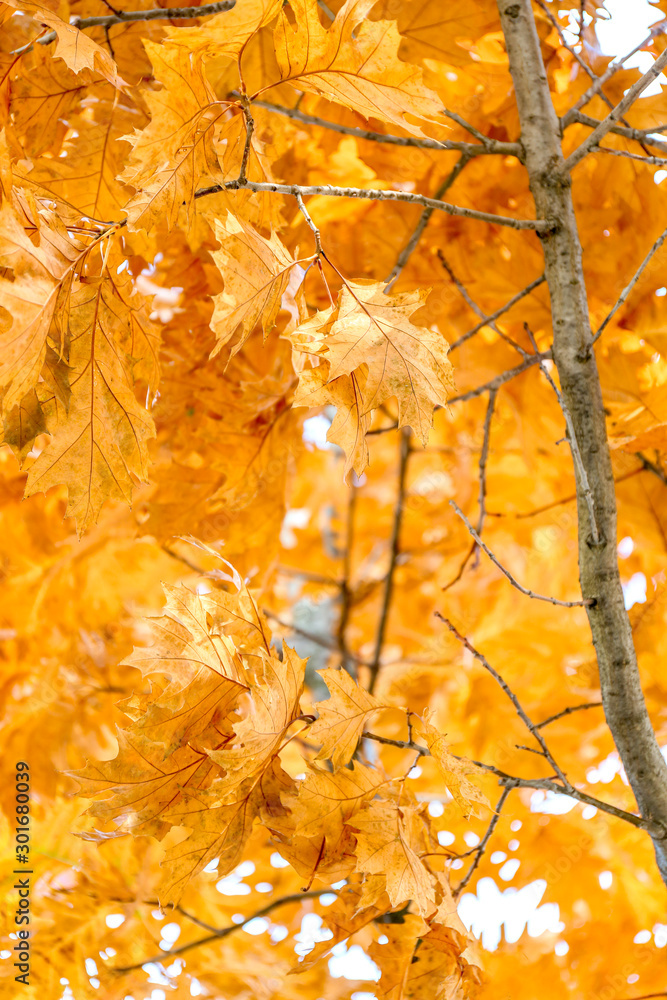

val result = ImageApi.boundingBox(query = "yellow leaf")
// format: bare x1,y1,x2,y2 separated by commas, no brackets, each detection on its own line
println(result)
290,280,454,471
209,211,296,358
270,0,445,137
120,41,223,232
310,666,383,768
3,0,126,89
353,798,437,915
412,711,490,817
24,261,158,533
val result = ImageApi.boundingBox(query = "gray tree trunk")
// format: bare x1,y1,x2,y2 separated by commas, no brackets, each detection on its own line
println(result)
496,0,667,884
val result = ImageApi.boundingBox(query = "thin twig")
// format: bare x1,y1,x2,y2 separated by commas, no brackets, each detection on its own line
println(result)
338,486,357,677
263,608,371,667
593,226,667,342
449,275,546,353
247,98,521,156
194,179,552,231
238,100,254,185
113,890,334,973
448,352,550,404
637,452,667,485
363,732,658,832
455,786,513,895
536,1,652,156
442,108,494,144
368,428,410,695
438,252,528,357
448,503,594,608
594,145,667,167
385,154,471,287
476,389,498,542
19,0,237,51
536,701,603,729
436,613,569,783
295,192,323,255
445,388,498,583
564,47,667,171
561,22,667,128
565,111,667,155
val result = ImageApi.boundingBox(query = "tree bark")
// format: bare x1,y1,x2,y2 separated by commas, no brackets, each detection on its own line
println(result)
496,0,667,884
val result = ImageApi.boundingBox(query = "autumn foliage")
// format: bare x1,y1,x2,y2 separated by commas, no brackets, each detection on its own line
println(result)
1,0,667,997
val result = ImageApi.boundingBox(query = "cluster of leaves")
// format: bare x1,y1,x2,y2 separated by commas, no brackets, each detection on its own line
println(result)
1,0,667,997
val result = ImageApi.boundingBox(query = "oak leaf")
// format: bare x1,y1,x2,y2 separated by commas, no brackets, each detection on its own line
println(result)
271,0,445,137
3,0,126,89
209,212,296,359
120,41,223,232
310,666,384,768
208,645,307,795
290,281,454,473
412,712,490,817
24,266,158,533
353,798,437,915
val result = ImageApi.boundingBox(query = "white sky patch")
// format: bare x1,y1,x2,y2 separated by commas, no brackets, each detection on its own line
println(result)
303,414,333,450
586,751,624,784
530,789,578,815
243,917,270,936
596,0,665,94
328,943,381,981
617,536,634,558
294,914,334,957
599,870,613,890
499,859,521,882
280,508,311,549
623,572,647,610
458,877,564,951
216,860,255,896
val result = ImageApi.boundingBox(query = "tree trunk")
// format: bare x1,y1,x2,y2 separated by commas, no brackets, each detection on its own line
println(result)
496,0,667,883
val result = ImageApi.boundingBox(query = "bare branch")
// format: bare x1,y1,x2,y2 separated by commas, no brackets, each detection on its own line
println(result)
564,47,667,171
448,352,550,404
436,613,569,783
498,0,667,884
248,98,521,156
448,502,594,608
637,452,667,485
338,486,357,677
113,890,334,974
385,154,471,288
438,252,529,357
455,786,512,895
295,192,323,255
263,608,371,667
22,0,237,50
565,111,667,155
536,701,603,729
194,179,553,231
476,388,498,542
536,1,653,155
594,145,667,167
363,732,656,831
593,226,667,343
561,22,667,128
238,100,254,186
449,275,546,353
368,428,411,694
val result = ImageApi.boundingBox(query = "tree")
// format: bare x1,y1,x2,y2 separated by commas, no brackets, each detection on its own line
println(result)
1,0,667,995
